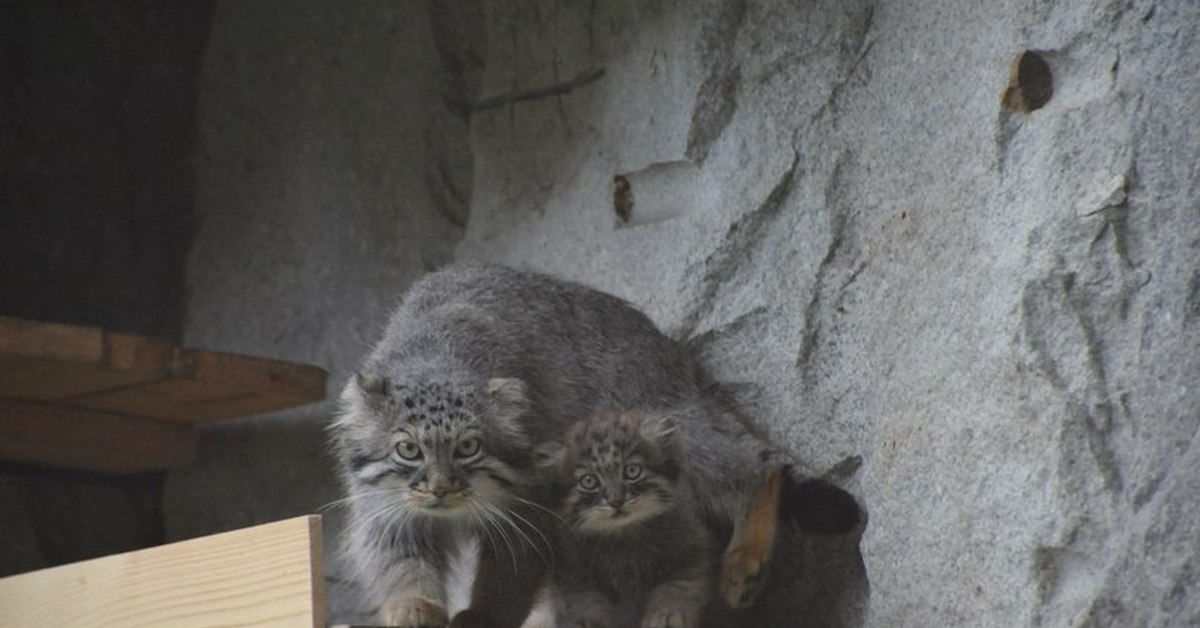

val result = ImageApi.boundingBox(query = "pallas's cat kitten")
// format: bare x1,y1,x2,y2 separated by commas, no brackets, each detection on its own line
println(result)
330,265,700,628
537,410,713,628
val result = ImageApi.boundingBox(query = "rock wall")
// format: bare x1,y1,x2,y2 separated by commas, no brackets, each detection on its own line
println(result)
171,0,1198,625
454,0,1199,626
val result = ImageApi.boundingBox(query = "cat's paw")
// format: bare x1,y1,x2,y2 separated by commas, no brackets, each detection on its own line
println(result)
720,544,768,609
448,609,489,628
379,595,449,628
641,607,696,628
571,620,613,628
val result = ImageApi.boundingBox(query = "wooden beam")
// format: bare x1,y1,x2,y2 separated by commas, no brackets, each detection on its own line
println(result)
72,348,330,423
0,315,327,423
0,317,173,400
0,399,196,473
0,515,325,628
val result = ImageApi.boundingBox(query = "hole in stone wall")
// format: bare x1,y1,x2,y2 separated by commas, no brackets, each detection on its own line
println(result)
613,175,634,224
1001,50,1054,113
611,161,714,228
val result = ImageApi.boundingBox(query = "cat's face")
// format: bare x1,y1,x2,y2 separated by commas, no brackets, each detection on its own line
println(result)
543,411,681,534
332,374,533,523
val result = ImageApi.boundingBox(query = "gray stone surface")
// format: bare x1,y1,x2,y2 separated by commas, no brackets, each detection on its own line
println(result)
169,0,1198,626
457,0,1199,626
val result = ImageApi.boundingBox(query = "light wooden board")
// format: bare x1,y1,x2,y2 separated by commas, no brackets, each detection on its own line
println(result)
0,515,325,628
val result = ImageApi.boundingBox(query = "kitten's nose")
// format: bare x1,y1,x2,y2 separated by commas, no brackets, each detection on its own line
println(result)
432,487,450,498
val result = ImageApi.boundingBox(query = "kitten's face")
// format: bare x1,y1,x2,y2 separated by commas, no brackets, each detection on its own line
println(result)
333,375,532,522
553,412,680,534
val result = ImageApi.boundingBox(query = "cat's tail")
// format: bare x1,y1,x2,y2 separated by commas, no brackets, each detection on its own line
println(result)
779,466,863,536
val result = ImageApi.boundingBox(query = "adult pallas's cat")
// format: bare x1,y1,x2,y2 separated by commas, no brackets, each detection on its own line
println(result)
330,265,859,627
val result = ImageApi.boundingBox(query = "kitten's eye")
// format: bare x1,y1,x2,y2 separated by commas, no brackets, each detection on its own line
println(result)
623,464,644,481
394,440,422,461
578,473,600,491
455,437,481,458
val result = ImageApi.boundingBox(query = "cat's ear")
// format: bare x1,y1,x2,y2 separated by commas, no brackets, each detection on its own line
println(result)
484,377,532,444
355,372,387,396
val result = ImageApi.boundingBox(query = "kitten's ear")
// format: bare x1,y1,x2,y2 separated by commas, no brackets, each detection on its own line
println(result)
638,413,681,453
484,377,532,444
532,441,566,470
355,372,387,396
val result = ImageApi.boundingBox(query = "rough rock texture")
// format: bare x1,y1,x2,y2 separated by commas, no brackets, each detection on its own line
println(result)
455,0,1199,626
169,0,1198,625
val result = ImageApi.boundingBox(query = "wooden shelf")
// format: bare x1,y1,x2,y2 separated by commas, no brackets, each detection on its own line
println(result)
0,316,328,473
0,515,325,627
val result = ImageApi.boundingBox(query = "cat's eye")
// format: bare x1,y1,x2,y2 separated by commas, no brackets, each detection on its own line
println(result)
623,463,644,481
394,440,422,461
578,473,600,491
455,437,481,458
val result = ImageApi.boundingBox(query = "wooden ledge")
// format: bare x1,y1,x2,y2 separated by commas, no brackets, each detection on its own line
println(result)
0,316,328,472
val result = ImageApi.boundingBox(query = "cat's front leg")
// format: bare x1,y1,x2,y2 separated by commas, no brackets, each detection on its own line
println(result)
641,575,708,628
560,588,617,628
450,521,551,628
379,557,449,628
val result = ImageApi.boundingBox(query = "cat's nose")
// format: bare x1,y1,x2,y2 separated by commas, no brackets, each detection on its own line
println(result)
432,487,450,498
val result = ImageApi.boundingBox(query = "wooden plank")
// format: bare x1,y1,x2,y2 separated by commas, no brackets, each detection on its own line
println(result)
0,318,172,400
0,399,196,473
72,349,330,422
0,315,327,423
0,515,325,628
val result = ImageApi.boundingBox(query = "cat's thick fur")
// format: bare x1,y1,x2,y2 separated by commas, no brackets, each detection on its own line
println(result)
331,264,859,628
538,410,713,628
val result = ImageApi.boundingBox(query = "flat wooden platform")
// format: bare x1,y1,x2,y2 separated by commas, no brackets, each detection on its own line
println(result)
0,515,325,628
0,316,328,473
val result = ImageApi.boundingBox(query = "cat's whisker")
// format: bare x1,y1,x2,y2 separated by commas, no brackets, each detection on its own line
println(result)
468,504,502,564
489,506,540,562
477,499,554,569
504,506,556,567
509,495,570,525
474,499,520,573
318,487,410,513
480,504,518,571
350,499,415,549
